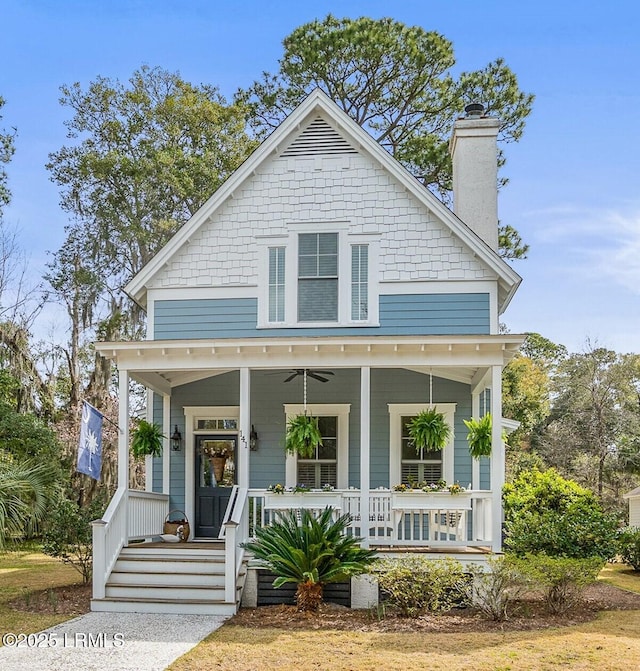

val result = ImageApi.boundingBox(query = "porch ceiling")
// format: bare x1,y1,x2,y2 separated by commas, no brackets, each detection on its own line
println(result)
95,334,524,394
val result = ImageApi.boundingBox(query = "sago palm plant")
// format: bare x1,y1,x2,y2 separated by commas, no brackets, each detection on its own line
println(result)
243,507,377,612
0,457,55,548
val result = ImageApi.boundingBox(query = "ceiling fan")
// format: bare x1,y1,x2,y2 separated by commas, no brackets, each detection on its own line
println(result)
282,369,334,383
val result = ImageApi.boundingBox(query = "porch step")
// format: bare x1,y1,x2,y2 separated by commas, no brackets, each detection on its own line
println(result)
115,558,225,575
90,597,238,616
104,583,241,601
92,543,246,616
108,569,229,587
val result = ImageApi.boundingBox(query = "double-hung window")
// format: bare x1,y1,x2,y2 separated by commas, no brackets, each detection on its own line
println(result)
388,403,455,487
400,415,443,484
261,230,377,328
296,416,338,489
284,403,350,489
298,232,338,322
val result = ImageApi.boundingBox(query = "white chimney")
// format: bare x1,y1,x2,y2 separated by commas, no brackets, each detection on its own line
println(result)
450,104,500,250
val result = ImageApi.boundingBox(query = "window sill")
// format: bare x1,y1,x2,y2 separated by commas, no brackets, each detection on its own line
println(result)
257,321,380,330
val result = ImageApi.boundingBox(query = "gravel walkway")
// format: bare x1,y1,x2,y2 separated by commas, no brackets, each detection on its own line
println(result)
0,611,227,671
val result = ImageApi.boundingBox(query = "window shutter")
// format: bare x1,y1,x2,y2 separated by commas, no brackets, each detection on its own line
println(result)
268,247,285,322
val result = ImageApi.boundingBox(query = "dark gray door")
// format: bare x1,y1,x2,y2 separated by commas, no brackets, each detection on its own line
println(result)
194,435,237,538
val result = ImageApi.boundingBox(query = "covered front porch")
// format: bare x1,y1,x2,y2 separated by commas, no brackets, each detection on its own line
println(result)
91,334,521,614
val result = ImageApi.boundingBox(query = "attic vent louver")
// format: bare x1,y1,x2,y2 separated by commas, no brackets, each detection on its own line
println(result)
281,117,358,157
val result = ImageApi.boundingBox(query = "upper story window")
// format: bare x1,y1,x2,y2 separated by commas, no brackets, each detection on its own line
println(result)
298,233,338,322
259,228,379,329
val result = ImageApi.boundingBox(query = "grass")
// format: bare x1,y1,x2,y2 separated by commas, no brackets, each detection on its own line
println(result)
0,543,84,640
599,562,640,594
169,562,640,671
170,611,640,671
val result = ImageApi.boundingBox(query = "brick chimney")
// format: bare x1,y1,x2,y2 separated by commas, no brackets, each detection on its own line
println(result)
450,104,500,251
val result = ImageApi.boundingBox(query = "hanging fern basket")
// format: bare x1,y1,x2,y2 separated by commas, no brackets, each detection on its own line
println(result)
130,420,164,459
408,408,450,453
285,413,323,458
464,413,493,459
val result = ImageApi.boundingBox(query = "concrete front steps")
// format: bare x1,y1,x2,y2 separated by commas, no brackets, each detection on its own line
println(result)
91,541,245,616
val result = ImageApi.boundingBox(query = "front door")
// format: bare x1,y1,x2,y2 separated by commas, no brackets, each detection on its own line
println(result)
194,435,237,538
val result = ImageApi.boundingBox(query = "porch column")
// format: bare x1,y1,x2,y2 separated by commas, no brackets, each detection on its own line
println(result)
490,364,503,552
117,368,130,490
239,367,250,490
360,367,371,548
471,391,480,491
162,393,170,495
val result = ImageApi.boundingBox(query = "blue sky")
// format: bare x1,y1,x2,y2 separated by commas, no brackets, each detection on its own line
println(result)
1,0,638,353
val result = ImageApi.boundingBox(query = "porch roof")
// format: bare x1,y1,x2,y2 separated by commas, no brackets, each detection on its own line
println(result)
95,334,524,395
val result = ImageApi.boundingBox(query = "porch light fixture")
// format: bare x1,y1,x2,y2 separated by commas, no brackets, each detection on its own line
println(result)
171,425,182,451
250,425,259,451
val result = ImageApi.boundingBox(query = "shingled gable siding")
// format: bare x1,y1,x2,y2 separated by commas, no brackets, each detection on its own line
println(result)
153,293,490,339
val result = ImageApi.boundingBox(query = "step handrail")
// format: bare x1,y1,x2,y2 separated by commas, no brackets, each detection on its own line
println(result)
222,486,249,603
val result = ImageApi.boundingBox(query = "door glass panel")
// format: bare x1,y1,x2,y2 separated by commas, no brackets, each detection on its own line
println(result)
199,439,236,487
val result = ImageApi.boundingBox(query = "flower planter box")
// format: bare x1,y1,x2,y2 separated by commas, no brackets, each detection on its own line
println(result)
264,491,343,511
391,491,472,511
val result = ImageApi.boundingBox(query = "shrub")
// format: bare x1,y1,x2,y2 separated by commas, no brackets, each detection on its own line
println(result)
242,507,376,612
373,556,467,617
510,553,604,614
43,497,106,583
503,468,619,559
462,555,526,621
618,527,640,571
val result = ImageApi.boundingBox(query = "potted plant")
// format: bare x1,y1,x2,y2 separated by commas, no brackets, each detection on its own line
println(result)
285,413,323,458
464,413,493,459
130,420,164,459
408,408,450,453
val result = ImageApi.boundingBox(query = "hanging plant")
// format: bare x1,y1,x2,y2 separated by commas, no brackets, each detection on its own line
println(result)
131,420,164,459
464,413,493,459
408,408,450,453
285,413,323,458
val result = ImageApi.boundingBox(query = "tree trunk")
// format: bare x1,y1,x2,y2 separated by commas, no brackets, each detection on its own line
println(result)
295,580,324,612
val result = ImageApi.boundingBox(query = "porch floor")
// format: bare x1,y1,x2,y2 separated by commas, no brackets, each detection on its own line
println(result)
128,540,225,550
372,545,493,554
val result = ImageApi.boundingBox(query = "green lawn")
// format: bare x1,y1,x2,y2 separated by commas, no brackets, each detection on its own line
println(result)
0,544,85,640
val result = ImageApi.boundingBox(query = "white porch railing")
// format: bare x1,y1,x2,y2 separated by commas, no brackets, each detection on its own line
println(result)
128,490,171,540
220,485,249,603
247,489,493,548
91,488,169,600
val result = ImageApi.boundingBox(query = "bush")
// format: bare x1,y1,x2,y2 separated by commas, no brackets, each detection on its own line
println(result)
242,507,376,612
510,554,604,614
462,555,526,621
618,527,640,571
503,468,619,559
373,556,467,617
43,497,106,583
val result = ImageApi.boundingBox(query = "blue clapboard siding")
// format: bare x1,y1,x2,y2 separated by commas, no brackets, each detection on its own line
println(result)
163,369,472,493
248,369,361,489
153,293,490,339
369,369,472,489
